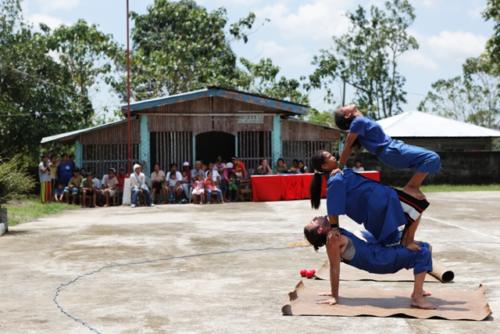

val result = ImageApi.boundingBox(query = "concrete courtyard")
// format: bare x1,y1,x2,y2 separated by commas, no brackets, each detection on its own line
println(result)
0,191,499,333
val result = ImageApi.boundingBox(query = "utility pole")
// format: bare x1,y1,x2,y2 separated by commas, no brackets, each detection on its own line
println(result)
126,0,132,173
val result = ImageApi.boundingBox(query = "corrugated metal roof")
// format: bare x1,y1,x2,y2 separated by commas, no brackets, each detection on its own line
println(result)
40,119,127,144
377,111,500,137
120,86,310,115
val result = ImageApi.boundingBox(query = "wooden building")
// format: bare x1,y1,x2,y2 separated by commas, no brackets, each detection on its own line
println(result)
41,87,340,176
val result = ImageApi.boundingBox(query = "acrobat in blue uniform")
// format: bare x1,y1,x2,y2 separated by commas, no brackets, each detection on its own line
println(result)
327,168,410,245
340,228,432,275
349,116,440,174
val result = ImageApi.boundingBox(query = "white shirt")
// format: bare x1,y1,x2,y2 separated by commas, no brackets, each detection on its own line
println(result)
166,171,182,182
130,172,148,190
38,161,51,182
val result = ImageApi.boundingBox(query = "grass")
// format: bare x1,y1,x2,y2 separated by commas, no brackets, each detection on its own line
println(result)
421,184,500,192
3,197,77,226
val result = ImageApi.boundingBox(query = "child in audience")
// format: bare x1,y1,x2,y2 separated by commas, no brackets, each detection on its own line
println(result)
204,170,223,203
191,175,205,204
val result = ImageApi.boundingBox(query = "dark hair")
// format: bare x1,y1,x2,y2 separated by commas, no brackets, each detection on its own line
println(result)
310,151,327,209
304,223,327,251
334,109,354,130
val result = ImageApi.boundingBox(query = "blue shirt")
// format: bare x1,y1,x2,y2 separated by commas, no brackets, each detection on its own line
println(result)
349,116,392,154
327,169,406,245
57,161,74,185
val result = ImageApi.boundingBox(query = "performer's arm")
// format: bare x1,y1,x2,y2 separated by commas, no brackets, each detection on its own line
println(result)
338,132,358,166
317,231,342,305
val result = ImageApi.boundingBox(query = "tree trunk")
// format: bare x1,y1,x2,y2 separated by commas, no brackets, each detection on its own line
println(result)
0,207,7,236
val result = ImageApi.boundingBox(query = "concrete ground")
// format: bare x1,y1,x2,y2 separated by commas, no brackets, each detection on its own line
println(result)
0,192,499,334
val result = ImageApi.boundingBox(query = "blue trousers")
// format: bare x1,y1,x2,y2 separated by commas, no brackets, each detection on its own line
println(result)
378,140,441,174
343,229,432,275
207,189,223,202
131,188,152,206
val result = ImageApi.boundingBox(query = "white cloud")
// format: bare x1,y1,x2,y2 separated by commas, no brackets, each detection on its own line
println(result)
34,0,80,11
28,13,66,30
427,31,487,59
254,40,312,70
417,0,440,8
256,0,351,42
401,50,438,71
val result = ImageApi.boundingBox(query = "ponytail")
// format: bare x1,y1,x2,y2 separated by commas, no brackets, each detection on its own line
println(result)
310,150,327,209
310,172,323,209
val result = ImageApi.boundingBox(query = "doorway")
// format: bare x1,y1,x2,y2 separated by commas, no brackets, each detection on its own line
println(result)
195,131,235,163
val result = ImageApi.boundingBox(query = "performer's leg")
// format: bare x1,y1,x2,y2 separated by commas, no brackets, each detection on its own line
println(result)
411,272,436,309
401,217,421,250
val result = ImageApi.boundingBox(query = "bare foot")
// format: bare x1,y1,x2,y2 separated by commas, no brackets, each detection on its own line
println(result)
411,296,436,309
402,186,426,200
317,297,337,305
412,291,432,298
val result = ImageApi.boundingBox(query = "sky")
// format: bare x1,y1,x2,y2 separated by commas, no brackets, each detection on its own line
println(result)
21,0,494,118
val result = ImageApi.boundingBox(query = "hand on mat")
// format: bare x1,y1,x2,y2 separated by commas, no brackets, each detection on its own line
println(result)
317,297,337,305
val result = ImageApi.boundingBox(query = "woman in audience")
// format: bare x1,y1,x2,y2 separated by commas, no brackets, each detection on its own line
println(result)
254,159,273,175
151,163,166,204
181,162,192,202
274,158,288,174
166,164,183,204
289,159,300,174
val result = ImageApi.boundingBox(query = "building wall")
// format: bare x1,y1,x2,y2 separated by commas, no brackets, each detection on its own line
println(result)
398,137,493,152
351,151,500,185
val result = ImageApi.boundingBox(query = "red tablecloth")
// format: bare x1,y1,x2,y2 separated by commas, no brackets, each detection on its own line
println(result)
251,171,380,202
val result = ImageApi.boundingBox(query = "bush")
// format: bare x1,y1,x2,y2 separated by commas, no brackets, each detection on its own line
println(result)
0,155,34,206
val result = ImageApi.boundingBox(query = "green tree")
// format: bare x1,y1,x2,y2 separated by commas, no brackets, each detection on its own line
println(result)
116,0,256,101
483,0,499,75
0,0,86,161
46,19,119,124
309,0,418,119
239,57,308,105
418,54,499,129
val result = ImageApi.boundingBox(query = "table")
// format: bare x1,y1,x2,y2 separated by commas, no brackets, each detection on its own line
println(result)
251,171,381,202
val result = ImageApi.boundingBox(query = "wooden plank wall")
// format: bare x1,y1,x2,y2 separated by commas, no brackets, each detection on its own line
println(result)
148,114,273,133
281,119,339,141
80,120,140,144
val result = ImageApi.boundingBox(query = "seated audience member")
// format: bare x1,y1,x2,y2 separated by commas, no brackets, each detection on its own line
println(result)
64,169,83,204
101,168,119,207
254,159,273,175
191,160,205,180
54,183,65,202
151,163,166,204
227,172,239,202
353,159,365,173
117,167,127,191
166,164,183,204
81,172,97,208
274,158,288,174
130,164,153,208
233,157,247,179
181,162,192,202
215,156,225,171
298,160,308,173
206,162,221,181
204,170,223,203
191,175,205,204
288,159,301,174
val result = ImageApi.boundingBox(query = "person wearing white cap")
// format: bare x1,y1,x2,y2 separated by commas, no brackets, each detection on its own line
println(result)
129,163,153,208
